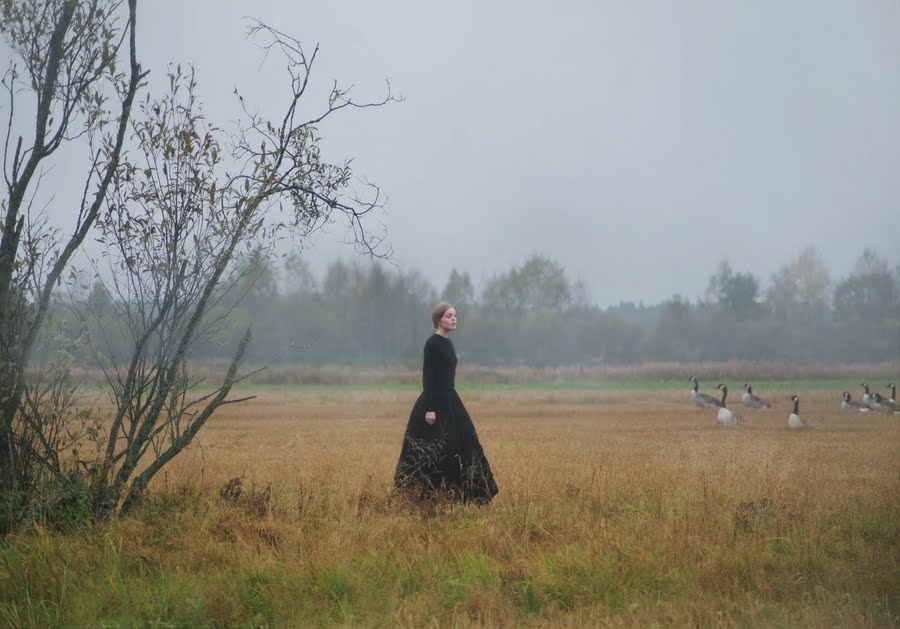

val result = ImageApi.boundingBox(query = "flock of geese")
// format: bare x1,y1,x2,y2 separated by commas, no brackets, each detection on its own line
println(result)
689,377,899,429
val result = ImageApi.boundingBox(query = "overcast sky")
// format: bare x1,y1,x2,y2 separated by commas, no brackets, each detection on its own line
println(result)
132,2,900,305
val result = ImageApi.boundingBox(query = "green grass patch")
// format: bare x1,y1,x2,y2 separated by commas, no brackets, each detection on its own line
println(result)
1,520,895,627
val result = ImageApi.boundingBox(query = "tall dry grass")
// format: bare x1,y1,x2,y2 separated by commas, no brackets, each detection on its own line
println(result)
0,386,897,626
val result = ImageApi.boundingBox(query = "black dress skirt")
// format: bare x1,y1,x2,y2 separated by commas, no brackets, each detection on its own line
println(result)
394,334,498,504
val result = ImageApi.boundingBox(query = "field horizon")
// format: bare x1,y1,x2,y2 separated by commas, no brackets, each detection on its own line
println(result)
62,358,900,388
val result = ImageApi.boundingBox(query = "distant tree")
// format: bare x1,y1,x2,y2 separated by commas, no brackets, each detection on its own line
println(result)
482,254,572,314
646,295,704,361
759,246,837,360
706,260,761,319
459,312,517,364
384,268,434,361
765,266,796,323
283,254,318,297
605,301,662,330
211,250,281,362
834,250,897,323
443,268,475,311
236,250,279,314
830,250,899,360
321,260,356,357
322,261,354,310
274,254,322,362
571,277,590,308
78,279,131,365
766,245,831,323
571,308,642,364
351,264,394,363
521,309,570,365
793,246,831,308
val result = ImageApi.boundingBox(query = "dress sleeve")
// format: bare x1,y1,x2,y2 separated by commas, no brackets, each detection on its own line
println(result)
422,337,450,413
422,338,438,412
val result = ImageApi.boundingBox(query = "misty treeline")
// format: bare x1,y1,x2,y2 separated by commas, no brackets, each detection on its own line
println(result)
61,246,900,369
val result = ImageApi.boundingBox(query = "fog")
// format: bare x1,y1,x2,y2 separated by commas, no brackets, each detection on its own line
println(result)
8,2,900,307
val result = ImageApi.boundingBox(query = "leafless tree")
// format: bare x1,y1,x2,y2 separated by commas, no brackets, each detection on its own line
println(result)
85,23,397,517
0,0,145,530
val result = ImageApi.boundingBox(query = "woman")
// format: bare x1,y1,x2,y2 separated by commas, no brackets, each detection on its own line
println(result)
394,302,498,504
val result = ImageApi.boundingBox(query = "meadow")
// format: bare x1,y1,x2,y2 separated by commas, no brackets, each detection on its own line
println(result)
0,381,897,627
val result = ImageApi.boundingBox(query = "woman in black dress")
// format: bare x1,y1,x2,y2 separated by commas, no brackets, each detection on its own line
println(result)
394,303,498,504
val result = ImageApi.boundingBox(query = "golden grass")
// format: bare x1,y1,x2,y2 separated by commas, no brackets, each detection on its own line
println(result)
1,386,898,626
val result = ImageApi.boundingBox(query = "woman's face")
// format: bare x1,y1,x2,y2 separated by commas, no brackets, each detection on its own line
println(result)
438,307,457,333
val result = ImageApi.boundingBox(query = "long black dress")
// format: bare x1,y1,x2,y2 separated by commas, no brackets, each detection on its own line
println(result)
394,334,498,504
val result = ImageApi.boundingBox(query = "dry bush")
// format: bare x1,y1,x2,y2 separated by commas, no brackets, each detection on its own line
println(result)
218,476,272,519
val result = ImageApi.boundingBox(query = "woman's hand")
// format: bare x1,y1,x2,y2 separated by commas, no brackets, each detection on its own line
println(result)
425,411,436,425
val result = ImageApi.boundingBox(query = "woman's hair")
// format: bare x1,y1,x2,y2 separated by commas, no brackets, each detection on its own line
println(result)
431,302,454,328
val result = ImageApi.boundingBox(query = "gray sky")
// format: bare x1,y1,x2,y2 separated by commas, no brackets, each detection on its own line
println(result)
132,2,900,305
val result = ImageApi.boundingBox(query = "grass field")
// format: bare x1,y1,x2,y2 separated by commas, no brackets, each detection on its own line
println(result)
1,383,898,627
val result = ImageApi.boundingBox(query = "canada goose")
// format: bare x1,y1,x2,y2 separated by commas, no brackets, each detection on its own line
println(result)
788,395,812,429
871,392,900,415
887,384,897,404
715,384,743,426
860,383,872,406
690,376,723,409
741,383,772,409
841,391,870,413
